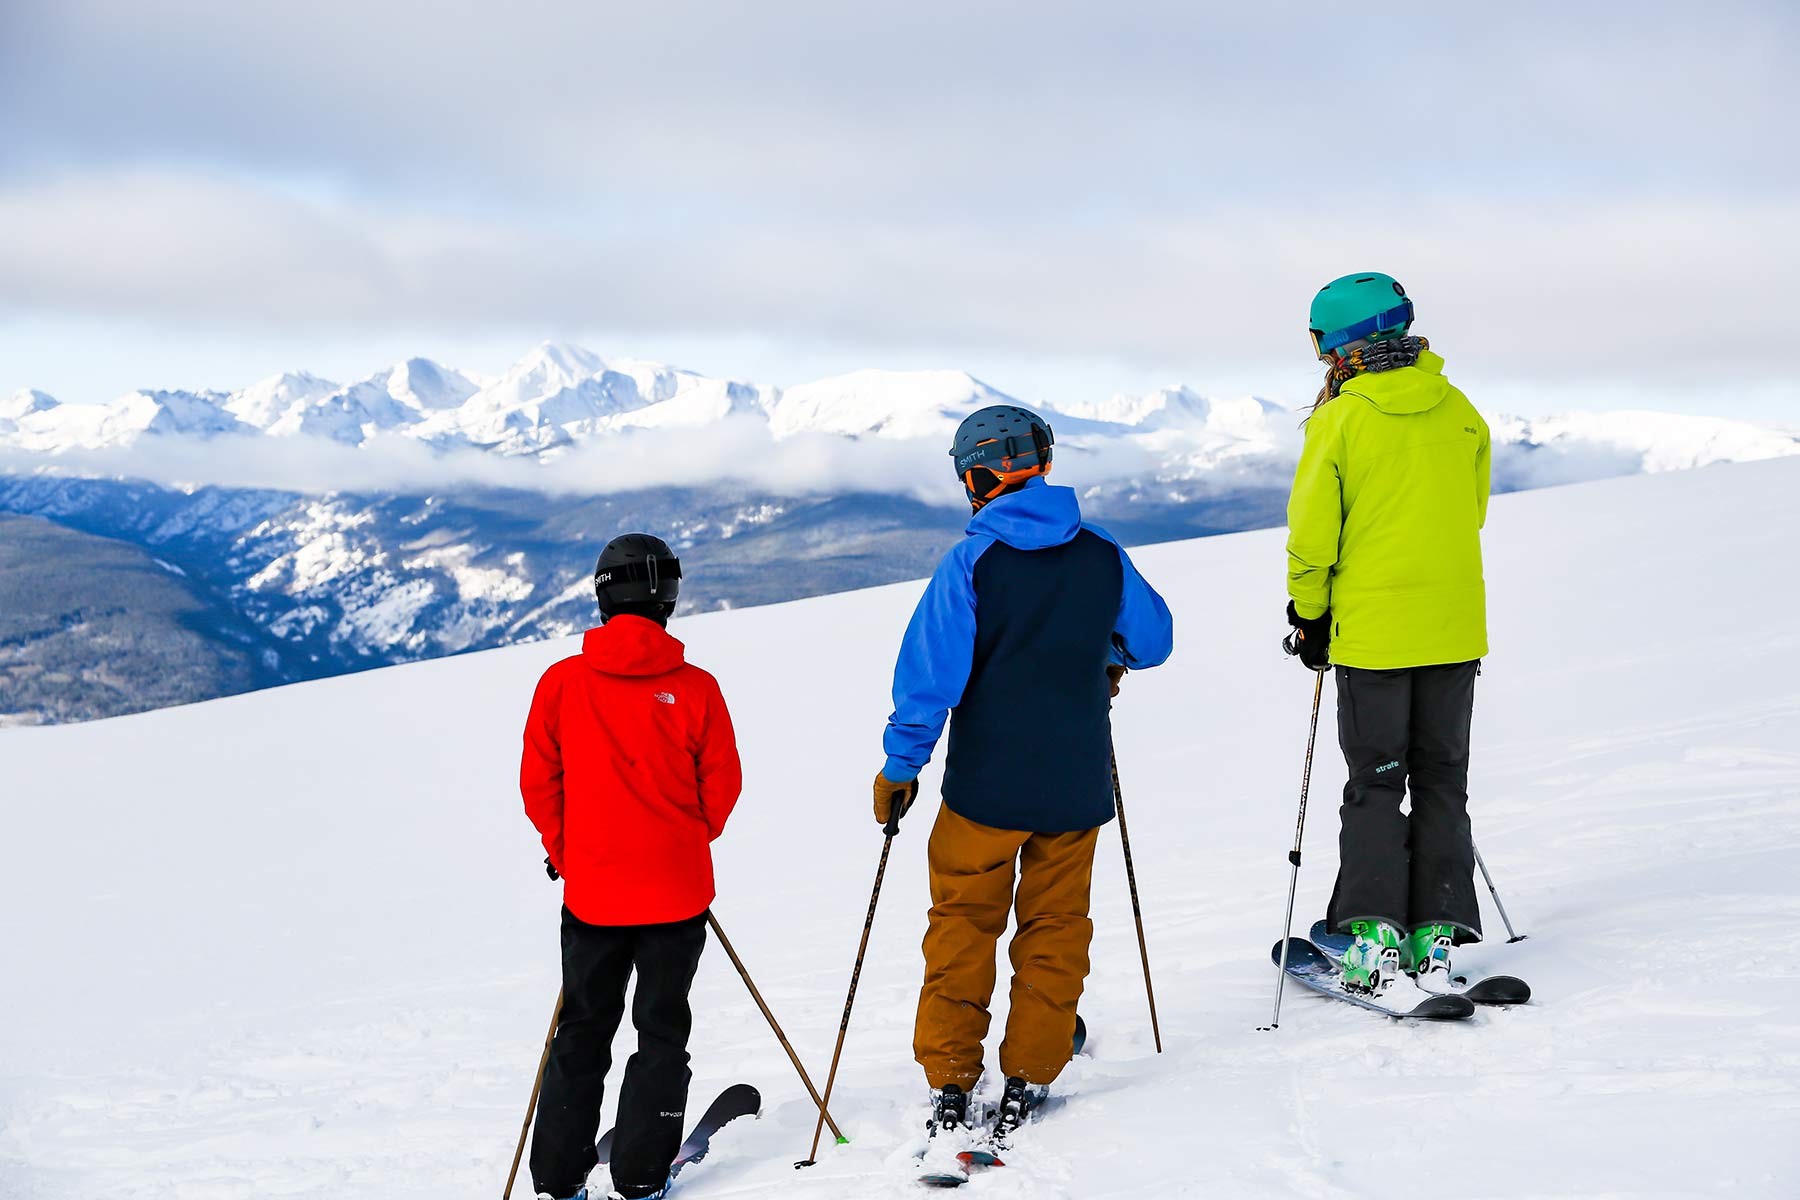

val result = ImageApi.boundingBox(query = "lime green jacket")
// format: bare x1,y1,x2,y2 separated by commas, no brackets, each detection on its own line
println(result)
1286,350,1491,670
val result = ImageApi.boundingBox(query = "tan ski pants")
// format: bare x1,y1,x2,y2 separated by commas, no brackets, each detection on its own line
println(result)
914,804,1098,1089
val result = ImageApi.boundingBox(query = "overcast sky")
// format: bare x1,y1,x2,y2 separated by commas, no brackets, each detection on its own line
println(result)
2,1,1796,418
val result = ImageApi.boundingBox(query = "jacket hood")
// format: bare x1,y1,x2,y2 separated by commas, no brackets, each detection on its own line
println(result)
1340,348,1452,415
966,477,1082,550
582,615,686,677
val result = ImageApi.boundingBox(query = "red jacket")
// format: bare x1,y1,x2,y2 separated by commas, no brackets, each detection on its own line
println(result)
521,616,742,925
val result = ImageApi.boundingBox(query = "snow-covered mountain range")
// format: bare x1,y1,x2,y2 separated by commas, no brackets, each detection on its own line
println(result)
3,343,1796,725
7,341,1796,480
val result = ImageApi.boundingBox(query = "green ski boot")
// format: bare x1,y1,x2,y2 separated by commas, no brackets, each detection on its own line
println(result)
1405,923,1456,986
1340,920,1403,994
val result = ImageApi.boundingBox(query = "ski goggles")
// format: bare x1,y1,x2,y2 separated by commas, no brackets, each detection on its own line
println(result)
1311,300,1415,356
962,460,1052,507
950,423,1053,476
594,554,682,598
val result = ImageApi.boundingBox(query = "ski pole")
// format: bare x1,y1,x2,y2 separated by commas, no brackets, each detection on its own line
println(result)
795,805,904,1169
503,988,564,1200
1259,668,1327,1032
706,911,847,1144
1109,742,1162,1053
1473,842,1527,943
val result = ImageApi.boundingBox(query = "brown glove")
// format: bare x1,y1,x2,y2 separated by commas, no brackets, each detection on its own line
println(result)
1106,664,1128,698
873,771,918,828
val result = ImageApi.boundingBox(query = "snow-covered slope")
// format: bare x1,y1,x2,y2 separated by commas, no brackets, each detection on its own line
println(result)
1,388,59,422
224,371,341,430
6,388,251,451
3,458,1796,1198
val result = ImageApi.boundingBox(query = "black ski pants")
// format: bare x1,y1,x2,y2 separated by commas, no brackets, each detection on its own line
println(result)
531,906,707,1200
1326,661,1483,942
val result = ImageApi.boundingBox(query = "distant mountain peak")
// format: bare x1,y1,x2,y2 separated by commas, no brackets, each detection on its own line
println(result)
520,341,606,375
3,388,60,420
768,368,1017,439
227,372,342,430
381,357,478,412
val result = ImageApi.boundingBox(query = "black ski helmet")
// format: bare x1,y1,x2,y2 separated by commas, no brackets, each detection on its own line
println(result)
949,404,1054,509
593,532,682,622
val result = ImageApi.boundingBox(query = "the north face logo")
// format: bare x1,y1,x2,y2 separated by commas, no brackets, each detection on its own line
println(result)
654,692,676,705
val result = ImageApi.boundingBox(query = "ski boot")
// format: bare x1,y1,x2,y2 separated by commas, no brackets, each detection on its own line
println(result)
992,1076,1047,1146
926,1083,972,1138
536,1190,586,1200
1339,920,1403,994
612,1183,670,1200
1405,923,1456,986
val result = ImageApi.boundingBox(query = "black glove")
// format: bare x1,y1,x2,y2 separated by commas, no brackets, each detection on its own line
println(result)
1283,601,1332,671
544,856,560,881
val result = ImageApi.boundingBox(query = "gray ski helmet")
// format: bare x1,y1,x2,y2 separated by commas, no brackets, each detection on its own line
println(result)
949,404,1054,507
593,532,682,617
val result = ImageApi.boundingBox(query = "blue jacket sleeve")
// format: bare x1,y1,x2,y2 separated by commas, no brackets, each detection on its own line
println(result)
881,539,986,783
1086,524,1174,670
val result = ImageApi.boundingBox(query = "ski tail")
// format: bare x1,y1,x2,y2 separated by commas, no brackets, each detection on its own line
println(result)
596,1082,761,1177
672,1083,761,1176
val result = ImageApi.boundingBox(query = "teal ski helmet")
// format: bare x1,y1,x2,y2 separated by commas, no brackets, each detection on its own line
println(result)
1309,273,1414,356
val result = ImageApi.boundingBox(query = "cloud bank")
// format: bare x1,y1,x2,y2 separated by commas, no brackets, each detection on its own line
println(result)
0,417,1177,508
2,171,1793,388
2,0,1797,401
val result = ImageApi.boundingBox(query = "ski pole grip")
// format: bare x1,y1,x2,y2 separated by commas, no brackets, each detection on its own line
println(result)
882,779,915,838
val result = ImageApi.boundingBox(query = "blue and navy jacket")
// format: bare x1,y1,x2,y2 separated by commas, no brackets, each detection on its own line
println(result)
882,478,1174,833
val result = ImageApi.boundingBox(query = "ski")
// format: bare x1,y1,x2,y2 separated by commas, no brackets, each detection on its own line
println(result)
671,1082,760,1177
918,1149,1004,1188
1271,937,1474,1020
596,1082,761,1182
1308,920,1531,1005
914,1015,1085,1187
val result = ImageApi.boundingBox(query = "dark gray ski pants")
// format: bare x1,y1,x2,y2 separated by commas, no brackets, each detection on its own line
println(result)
1326,660,1483,942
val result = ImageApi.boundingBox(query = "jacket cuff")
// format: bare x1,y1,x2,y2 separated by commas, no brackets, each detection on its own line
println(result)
881,757,920,784
1290,598,1330,622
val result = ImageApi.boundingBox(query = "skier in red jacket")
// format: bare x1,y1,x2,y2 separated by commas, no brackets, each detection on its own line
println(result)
521,533,742,1200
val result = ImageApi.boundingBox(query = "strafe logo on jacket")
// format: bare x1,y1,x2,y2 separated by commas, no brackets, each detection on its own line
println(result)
521,615,743,925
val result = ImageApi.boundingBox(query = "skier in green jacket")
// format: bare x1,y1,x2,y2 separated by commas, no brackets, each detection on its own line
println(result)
1284,272,1491,996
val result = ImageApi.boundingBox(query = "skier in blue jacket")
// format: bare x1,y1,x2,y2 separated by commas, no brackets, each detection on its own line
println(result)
874,404,1174,1142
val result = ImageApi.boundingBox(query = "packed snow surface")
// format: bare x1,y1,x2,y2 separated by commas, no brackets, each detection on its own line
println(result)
3,459,1797,1197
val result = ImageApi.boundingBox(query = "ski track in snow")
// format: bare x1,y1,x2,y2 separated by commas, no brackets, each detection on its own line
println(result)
3,459,1799,1197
